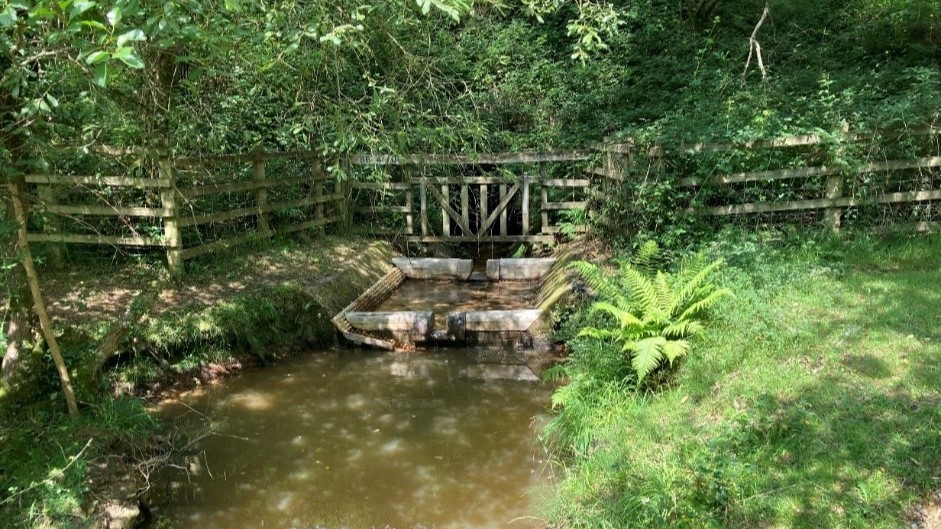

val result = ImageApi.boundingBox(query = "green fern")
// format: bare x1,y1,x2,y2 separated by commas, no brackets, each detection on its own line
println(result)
571,243,730,383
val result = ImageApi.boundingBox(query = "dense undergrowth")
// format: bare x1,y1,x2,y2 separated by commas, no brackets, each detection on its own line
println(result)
544,229,941,528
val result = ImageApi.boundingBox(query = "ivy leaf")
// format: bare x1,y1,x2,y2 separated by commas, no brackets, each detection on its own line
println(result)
116,29,146,47
113,46,144,69
106,6,121,27
93,63,109,87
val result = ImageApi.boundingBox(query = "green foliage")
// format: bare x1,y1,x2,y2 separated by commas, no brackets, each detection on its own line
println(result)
571,241,730,382
545,230,941,529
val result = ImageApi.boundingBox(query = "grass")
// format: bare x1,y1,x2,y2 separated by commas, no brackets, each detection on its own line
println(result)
545,230,941,528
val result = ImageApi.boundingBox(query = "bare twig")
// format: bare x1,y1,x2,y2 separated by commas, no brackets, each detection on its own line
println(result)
743,2,771,81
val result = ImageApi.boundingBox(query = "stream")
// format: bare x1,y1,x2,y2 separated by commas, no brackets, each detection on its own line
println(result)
156,349,553,529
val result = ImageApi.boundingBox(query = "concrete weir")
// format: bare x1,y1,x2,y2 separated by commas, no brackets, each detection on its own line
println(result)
332,257,572,354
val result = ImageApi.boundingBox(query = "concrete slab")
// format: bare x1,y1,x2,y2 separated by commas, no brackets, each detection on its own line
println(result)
464,309,542,331
496,258,556,280
391,258,474,280
346,311,434,339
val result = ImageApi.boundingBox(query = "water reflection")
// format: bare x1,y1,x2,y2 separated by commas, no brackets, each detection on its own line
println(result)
158,349,553,529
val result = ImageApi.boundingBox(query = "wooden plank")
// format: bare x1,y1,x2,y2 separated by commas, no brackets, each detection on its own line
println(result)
441,185,450,235
351,181,411,190
420,180,428,237
158,157,182,273
368,205,412,213
542,178,591,187
407,235,555,244
499,185,508,235
541,185,549,234
401,177,514,185
26,232,169,247
461,184,470,231
477,183,520,237
543,201,588,211
586,166,623,181
253,157,270,232
178,229,274,259
679,157,941,187
700,189,941,216
177,194,342,227
42,204,173,217
427,183,472,236
36,186,63,267
277,216,338,235
405,190,414,235
26,175,171,188
522,177,530,235
480,185,489,235
348,150,593,166
177,176,323,198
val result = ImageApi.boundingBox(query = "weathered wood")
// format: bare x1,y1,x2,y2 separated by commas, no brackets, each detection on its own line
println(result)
278,216,339,236
253,157,270,232
825,174,844,231
427,183,473,236
541,185,549,234
699,188,941,216
42,204,173,218
480,185,489,235
542,178,592,187
420,180,428,237
441,184,450,235
26,175,171,188
26,233,169,247
477,182,520,237
499,185,508,235
522,177,530,235
36,186,62,268
678,157,941,187
405,190,414,235
407,235,555,243
177,194,342,227
460,184,470,231
158,157,182,273
543,201,588,211
349,150,592,166
351,181,411,190
178,229,274,260
177,176,324,199
342,332,395,350
313,178,325,234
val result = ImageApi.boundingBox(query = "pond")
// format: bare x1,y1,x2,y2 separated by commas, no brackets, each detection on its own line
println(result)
156,349,553,529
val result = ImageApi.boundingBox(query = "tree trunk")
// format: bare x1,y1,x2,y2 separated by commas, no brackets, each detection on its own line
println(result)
7,178,79,416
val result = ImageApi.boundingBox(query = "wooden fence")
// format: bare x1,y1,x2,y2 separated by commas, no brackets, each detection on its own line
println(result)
26,150,347,273
348,151,592,243
592,125,941,230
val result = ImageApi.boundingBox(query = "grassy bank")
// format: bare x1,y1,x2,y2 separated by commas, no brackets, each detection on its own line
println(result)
545,231,941,528
1,236,396,528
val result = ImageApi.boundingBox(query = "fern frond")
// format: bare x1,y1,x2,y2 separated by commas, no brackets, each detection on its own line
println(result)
678,288,732,320
633,240,661,275
590,301,644,328
661,339,691,364
675,257,725,306
622,266,660,313
631,336,667,382
577,327,620,341
662,320,704,339
570,261,625,305
653,270,675,312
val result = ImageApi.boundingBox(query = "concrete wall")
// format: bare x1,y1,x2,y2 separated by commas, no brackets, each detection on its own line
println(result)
485,258,556,281
391,257,474,280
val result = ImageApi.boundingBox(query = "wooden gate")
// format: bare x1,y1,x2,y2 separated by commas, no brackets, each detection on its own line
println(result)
349,151,594,243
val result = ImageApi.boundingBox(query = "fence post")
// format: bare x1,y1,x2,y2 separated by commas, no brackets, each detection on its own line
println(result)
522,176,530,235
158,153,182,274
37,184,64,268
825,174,844,232
252,151,270,234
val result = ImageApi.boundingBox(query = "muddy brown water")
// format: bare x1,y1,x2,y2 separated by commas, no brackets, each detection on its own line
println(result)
156,349,554,529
